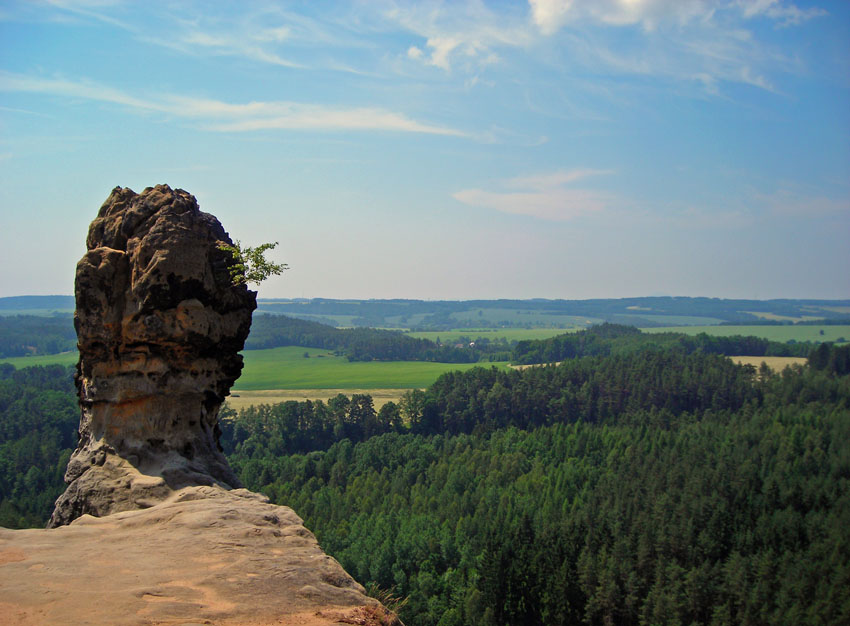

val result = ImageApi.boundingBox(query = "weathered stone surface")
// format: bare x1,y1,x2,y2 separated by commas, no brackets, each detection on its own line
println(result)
0,186,401,625
49,185,257,527
1,487,396,625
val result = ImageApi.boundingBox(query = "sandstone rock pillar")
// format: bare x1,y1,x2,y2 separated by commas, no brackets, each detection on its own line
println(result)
49,185,257,527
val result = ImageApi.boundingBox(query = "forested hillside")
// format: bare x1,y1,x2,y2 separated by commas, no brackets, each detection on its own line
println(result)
226,345,850,625
0,314,76,358
253,297,850,329
511,323,811,364
247,314,504,362
2,345,848,624
0,364,76,527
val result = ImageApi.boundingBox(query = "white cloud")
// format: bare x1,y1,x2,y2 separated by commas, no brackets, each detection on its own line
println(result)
529,0,574,35
425,37,462,70
168,27,305,70
0,71,467,137
453,168,613,221
255,26,291,43
0,72,160,112
385,0,820,95
737,0,826,26
505,168,613,190
206,106,467,136
386,2,530,72
530,0,823,34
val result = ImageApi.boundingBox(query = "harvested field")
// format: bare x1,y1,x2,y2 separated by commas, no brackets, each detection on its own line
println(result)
224,388,413,411
729,356,808,371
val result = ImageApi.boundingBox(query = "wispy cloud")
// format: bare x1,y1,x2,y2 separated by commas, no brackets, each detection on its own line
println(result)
530,0,824,33
40,1,363,73
505,168,613,190
0,71,467,137
43,0,134,30
453,168,613,221
736,0,827,27
757,189,849,217
205,106,466,136
158,23,306,70
387,0,821,95
13,0,831,101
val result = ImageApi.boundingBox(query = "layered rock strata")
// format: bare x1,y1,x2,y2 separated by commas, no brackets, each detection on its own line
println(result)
49,184,257,527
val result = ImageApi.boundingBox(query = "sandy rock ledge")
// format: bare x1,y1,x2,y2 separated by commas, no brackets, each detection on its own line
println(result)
0,486,398,626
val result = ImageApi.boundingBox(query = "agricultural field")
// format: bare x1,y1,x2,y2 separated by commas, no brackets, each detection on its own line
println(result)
225,388,408,411
612,313,724,326
234,346,509,391
406,328,577,343
742,311,824,323
253,310,359,327
729,356,808,371
0,351,77,368
448,307,598,327
643,325,850,343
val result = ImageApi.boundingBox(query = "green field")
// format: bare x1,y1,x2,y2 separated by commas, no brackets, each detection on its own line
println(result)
406,328,578,343
613,314,724,326
0,352,78,368
643,325,850,343
448,307,599,327
235,346,509,390
0,346,508,390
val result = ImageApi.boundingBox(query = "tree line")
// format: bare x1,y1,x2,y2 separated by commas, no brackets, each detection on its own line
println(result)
247,314,508,362
511,323,812,365
0,314,76,358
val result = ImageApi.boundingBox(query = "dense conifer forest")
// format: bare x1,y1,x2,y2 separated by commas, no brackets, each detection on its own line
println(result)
1,341,848,624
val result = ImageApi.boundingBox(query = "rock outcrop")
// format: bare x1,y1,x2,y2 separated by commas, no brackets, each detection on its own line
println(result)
2,487,393,626
0,185,398,625
50,185,256,527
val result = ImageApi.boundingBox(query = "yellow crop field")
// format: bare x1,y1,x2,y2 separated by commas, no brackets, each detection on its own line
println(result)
729,356,807,371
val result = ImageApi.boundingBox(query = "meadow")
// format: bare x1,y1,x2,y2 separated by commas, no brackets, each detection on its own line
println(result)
0,352,78,368
233,346,509,391
643,324,850,343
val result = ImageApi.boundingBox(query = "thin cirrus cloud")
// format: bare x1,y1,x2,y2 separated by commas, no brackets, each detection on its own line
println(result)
453,169,614,222
0,71,467,137
528,0,825,33
393,0,821,95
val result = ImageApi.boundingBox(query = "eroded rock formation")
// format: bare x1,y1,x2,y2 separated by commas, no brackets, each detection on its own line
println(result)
49,184,257,527
0,185,399,625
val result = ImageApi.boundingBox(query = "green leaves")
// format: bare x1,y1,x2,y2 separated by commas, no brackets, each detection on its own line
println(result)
218,240,288,286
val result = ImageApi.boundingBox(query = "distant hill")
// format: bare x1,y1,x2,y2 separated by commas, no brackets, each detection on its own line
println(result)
4,294,849,332
255,296,850,330
0,295,75,312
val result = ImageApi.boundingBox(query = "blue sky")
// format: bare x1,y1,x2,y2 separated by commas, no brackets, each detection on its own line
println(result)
1,0,848,300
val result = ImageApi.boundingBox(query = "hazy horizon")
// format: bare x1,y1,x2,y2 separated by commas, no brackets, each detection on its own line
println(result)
1,1,848,301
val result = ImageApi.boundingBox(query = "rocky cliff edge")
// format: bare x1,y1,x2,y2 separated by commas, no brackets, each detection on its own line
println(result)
0,185,397,625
